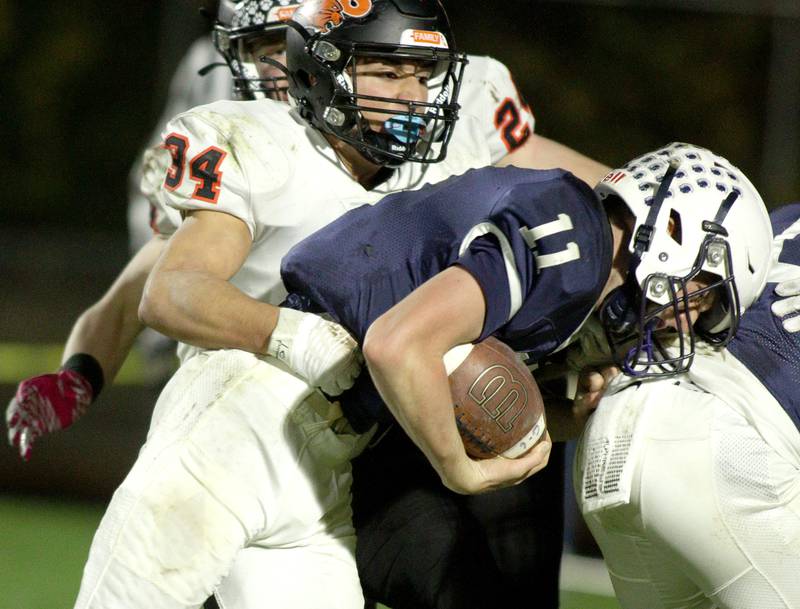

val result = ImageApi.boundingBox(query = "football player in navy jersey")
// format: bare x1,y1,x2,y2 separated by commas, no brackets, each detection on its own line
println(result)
280,143,774,607
573,202,800,609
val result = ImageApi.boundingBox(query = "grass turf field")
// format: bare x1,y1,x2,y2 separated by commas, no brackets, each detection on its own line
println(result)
0,494,620,609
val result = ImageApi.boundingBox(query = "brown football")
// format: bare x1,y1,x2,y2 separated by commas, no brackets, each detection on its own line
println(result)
444,337,546,460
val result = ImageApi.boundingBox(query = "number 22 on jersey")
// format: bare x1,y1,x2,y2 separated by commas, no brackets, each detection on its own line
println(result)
163,133,227,204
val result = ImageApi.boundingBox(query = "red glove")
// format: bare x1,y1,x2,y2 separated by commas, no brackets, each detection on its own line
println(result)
6,370,93,461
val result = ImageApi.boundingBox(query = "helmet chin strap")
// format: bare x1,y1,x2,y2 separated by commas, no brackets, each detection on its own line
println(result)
631,158,681,262
621,319,658,376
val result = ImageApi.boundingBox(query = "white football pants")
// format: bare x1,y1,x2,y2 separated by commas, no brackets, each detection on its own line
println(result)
575,380,800,609
74,349,368,609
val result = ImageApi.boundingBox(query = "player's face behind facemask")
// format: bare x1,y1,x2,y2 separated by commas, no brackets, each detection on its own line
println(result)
213,0,304,101
596,142,773,379
234,30,290,101
285,0,467,167
345,55,435,146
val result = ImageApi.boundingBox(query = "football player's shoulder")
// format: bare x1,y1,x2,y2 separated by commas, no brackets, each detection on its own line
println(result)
172,98,295,135
770,201,800,237
500,168,603,228
168,99,294,185
461,55,517,104
440,112,492,171
515,166,595,198
464,54,512,84
459,55,534,164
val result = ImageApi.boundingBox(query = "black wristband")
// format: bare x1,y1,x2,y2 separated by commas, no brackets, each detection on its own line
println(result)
61,353,105,400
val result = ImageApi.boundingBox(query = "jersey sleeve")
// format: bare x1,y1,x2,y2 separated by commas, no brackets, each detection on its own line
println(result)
157,111,257,238
455,230,518,340
456,175,612,350
460,55,536,165
138,144,182,237
127,36,233,251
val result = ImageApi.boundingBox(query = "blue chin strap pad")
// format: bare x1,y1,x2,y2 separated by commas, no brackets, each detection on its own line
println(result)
383,114,427,144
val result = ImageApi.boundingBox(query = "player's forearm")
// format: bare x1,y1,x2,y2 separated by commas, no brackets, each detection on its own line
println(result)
62,235,167,385
139,268,278,354
63,297,143,385
365,335,467,473
498,133,611,186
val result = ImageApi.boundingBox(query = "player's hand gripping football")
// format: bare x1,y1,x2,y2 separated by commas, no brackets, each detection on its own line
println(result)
441,432,552,495
6,370,93,461
267,308,362,396
772,278,800,333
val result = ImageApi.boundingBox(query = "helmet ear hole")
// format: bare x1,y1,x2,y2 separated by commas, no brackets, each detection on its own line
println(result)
668,209,682,245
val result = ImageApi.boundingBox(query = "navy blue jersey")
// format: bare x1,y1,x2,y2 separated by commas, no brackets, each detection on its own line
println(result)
727,203,800,430
282,166,613,429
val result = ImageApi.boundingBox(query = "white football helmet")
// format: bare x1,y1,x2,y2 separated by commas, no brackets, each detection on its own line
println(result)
596,142,773,377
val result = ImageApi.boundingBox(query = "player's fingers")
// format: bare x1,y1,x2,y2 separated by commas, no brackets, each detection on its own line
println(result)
784,315,800,333
6,400,20,445
600,365,621,383
503,433,551,479
578,371,604,393
9,420,36,460
344,357,362,380
573,392,600,418
775,278,800,297
519,442,551,480
19,427,33,461
6,397,20,424
772,295,800,318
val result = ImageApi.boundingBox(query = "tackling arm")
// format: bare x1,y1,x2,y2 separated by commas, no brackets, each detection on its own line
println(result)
139,210,361,395
363,266,551,495
497,133,611,186
139,209,277,353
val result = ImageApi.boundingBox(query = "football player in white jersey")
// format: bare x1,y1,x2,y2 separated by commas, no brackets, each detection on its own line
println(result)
570,149,800,608
66,2,553,608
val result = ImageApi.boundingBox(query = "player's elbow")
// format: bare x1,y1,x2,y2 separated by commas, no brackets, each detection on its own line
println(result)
137,273,171,332
363,314,416,374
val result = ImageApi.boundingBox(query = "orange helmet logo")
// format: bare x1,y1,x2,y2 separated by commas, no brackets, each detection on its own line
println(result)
302,0,373,31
